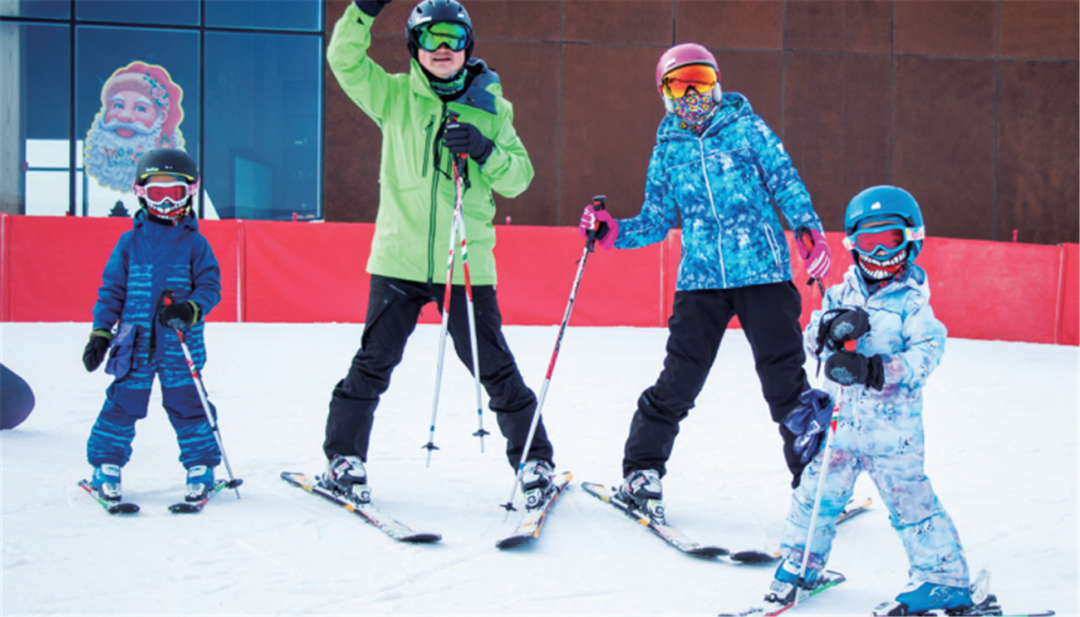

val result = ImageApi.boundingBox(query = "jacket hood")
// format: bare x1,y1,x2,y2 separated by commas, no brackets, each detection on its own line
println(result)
657,92,752,142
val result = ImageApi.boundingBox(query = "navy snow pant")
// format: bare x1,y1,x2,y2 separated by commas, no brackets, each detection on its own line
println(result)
623,282,809,485
324,275,554,470
87,354,220,470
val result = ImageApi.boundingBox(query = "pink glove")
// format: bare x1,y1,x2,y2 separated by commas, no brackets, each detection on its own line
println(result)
578,204,618,250
795,227,831,280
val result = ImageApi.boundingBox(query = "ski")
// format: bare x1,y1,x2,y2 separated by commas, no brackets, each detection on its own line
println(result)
581,481,734,559
836,496,873,525
168,479,244,513
280,471,441,543
78,479,140,514
718,570,846,616
496,471,572,549
727,497,874,564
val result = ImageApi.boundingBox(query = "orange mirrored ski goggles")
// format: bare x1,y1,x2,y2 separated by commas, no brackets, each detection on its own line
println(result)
661,64,718,99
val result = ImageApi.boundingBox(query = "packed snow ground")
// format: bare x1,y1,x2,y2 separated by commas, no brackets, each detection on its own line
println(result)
1,322,1076,616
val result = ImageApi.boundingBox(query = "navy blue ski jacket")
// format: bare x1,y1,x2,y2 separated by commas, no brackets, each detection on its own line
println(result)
92,210,221,373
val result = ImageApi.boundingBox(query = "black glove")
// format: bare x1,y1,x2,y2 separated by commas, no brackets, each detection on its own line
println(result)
825,351,884,391
82,329,112,372
443,121,494,165
816,307,871,353
158,300,201,329
353,0,391,18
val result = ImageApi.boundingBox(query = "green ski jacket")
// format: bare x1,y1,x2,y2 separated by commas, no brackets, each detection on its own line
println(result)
327,3,534,285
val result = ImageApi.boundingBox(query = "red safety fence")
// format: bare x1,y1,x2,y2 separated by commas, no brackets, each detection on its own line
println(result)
1,214,1076,345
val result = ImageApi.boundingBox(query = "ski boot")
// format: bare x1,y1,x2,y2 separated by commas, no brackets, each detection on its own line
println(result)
519,459,555,509
324,455,371,504
873,580,975,616
765,555,821,606
617,469,665,522
185,465,215,502
91,464,122,502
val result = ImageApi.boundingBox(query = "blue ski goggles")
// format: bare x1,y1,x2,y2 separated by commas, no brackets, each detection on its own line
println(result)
843,223,925,257
416,22,470,52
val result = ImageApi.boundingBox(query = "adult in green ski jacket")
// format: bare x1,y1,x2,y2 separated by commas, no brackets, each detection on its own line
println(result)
320,0,557,509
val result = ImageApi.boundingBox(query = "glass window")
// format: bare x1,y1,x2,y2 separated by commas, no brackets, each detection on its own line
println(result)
0,22,70,216
75,0,199,27
0,0,70,20
75,25,201,217
204,31,321,220
205,0,321,32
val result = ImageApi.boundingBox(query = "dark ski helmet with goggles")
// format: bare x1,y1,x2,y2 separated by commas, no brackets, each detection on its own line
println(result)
133,148,199,225
406,0,474,61
843,185,926,281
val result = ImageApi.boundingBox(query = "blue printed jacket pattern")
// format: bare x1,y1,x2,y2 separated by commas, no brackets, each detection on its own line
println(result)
87,210,222,469
614,93,823,291
781,264,969,589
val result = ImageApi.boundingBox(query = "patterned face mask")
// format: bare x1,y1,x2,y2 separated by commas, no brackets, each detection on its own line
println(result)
672,87,717,133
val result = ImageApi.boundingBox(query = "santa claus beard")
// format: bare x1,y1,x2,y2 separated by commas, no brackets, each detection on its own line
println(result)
84,113,183,191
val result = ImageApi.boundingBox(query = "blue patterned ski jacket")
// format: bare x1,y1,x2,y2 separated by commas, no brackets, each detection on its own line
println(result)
92,210,221,373
614,93,823,291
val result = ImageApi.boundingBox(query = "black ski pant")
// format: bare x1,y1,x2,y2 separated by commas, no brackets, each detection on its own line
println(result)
623,282,809,487
324,274,554,470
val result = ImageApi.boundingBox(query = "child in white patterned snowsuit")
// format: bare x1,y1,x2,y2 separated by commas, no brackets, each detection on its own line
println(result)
769,185,971,616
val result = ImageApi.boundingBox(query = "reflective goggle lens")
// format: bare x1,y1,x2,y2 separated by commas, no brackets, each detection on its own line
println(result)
137,181,193,205
662,64,717,99
417,22,469,52
843,224,924,256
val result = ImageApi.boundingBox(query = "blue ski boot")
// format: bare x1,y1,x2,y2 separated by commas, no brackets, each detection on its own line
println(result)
185,465,215,502
873,581,973,615
765,556,821,605
92,464,122,502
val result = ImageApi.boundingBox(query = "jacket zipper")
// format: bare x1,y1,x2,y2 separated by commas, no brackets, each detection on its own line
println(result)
426,110,445,284
698,136,727,288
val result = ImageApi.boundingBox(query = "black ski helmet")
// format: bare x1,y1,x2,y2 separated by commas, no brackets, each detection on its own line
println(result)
135,147,198,186
133,148,199,224
406,0,474,60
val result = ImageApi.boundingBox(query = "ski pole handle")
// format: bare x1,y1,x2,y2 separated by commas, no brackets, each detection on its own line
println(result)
587,195,609,253
796,227,826,297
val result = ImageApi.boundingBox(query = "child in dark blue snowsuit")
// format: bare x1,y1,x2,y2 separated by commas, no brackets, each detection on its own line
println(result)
81,148,222,504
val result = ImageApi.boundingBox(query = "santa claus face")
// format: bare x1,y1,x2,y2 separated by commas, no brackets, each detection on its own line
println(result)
104,90,160,138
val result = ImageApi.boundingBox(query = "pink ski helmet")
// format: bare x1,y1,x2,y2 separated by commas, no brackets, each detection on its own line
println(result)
656,43,722,111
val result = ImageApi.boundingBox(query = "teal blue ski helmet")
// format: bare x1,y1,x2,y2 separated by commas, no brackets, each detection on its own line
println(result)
843,185,925,260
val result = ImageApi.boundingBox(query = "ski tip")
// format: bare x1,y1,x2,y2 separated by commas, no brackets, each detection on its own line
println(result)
729,550,781,564
226,479,244,489
401,533,442,544
495,535,535,550
168,502,202,514
108,502,141,515
688,546,731,558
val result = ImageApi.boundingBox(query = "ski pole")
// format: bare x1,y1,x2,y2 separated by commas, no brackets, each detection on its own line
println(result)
794,384,842,605
500,195,610,513
452,152,490,453
161,290,241,499
422,192,459,467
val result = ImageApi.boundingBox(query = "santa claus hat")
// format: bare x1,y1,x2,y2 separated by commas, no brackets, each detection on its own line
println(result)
101,61,185,147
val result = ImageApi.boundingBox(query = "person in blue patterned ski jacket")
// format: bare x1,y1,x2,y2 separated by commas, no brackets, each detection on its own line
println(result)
767,185,971,616
578,44,834,514
81,148,223,505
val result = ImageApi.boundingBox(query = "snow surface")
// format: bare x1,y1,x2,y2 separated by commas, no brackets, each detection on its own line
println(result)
1,322,1076,616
